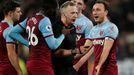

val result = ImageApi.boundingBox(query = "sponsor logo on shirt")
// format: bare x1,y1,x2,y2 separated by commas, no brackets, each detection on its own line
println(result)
93,40,104,45
99,30,104,36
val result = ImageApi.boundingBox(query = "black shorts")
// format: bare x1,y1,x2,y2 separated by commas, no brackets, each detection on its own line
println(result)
55,67,77,75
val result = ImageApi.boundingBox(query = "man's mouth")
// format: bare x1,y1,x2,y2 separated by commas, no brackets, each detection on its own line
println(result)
72,19,76,22
94,16,99,19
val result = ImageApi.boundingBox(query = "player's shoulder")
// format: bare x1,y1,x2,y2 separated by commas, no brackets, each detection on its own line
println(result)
104,21,119,35
40,16,51,23
106,21,116,26
0,20,8,25
80,15,92,23
38,16,52,29
0,20,9,28
76,15,93,26
106,21,118,29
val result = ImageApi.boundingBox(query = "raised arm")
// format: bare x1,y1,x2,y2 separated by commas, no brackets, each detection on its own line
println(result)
39,17,65,50
9,19,29,47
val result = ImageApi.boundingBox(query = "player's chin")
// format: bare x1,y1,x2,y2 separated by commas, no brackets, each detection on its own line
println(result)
94,19,100,23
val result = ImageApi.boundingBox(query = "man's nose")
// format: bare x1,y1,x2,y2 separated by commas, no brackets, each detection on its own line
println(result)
74,13,78,18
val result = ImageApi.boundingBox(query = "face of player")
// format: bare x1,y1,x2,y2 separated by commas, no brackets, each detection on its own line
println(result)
64,6,78,25
12,7,22,22
73,0,84,12
92,3,108,24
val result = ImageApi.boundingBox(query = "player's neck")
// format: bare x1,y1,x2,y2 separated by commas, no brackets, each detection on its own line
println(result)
98,17,108,26
4,16,14,25
61,16,68,26
78,12,82,17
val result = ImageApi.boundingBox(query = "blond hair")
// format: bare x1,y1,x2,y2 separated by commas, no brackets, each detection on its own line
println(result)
60,1,76,14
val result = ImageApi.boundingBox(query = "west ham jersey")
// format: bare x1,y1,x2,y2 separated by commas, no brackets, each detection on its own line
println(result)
74,15,93,41
19,14,54,65
86,20,119,64
0,20,15,63
74,15,93,47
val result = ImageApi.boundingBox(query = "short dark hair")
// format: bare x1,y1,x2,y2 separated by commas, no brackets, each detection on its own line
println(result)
3,1,20,15
94,0,109,11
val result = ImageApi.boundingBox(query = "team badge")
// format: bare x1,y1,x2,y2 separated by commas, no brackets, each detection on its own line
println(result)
46,25,52,31
99,30,104,36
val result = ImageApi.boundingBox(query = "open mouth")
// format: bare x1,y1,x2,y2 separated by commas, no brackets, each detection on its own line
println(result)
94,16,99,19
72,19,76,22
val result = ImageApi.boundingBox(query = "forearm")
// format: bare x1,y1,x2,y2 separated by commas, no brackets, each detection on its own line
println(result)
9,25,28,47
8,51,21,72
11,33,28,47
45,34,64,50
97,40,114,67
73,47,94,71
97,50,110,67
54,48,81,57
7,44,22,73
53,49,72,57
74,54,85,59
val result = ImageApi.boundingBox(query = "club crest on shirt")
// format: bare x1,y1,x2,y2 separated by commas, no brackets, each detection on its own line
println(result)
31,17,37,25
99,30,104,36
46,25,52,31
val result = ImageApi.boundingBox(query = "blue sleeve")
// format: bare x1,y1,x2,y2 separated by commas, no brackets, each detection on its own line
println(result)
105,24,119,39
9,19,29,47
39,17,53,37
19,18,27,29
85,32,92,39
39,17,65,50
3,27,15,43
84,20,93,38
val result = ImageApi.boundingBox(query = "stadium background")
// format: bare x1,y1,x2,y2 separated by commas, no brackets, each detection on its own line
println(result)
0,0,134,75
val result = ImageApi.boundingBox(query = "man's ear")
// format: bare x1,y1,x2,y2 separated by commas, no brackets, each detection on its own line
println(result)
82,4,86,10
8,11,13,17
105,10,108,16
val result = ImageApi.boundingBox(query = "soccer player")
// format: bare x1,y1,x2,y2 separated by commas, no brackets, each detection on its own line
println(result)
9,1,65,75
74,1,119,75
71,0,93,75
52,1,79,75
0,1,23,75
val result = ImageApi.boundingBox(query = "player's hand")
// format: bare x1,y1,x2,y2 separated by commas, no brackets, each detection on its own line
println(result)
95,65,101,75
17,71,23,75
62,27,74,35
79,46,89,54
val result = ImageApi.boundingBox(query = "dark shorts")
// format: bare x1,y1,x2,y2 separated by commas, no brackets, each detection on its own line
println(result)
55,66,77,75
77,61,88,75
0,63,17,75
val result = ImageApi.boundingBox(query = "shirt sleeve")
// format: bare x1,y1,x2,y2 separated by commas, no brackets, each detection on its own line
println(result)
18,18,28,30
39,17,53,38
9,19,29,47
39,17,65,50
84,20,93,38
105,24,119,39
3,27,15,43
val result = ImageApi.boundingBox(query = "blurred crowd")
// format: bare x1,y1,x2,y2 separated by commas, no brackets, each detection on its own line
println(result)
0,0,134,75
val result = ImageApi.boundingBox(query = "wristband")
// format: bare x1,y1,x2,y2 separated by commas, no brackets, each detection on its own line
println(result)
71,49,76,56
